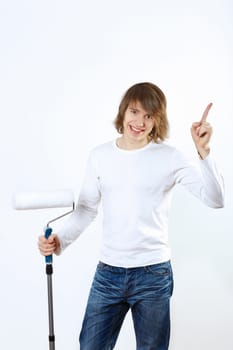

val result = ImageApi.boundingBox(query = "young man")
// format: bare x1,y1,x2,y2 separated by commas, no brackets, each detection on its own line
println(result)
38,82,224,350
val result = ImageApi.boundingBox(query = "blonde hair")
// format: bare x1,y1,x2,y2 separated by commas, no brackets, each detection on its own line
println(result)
114,82,169,142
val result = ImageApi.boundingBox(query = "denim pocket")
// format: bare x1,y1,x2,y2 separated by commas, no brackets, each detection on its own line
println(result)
97,261,114,271
143,261,173,298
144,261,171,276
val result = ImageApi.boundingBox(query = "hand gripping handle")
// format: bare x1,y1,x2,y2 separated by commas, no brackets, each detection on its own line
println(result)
44,227,53,264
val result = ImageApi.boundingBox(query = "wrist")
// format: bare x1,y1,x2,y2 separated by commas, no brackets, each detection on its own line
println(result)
54,235,61,255
197,147,210,160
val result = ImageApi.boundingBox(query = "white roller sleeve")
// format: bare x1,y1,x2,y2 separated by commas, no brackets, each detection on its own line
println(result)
12,190,75,210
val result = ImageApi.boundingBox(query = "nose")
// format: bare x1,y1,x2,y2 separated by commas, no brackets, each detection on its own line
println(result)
136,114,145,126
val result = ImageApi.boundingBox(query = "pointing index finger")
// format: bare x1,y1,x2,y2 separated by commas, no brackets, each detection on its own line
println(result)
200,103,213,123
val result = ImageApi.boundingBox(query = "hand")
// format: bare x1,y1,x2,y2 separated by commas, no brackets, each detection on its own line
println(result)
38,233,61,256
191,103,213,159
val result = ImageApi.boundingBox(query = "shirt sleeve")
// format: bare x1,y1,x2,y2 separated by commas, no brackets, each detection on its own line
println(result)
172,149,225,208
57,150,101,252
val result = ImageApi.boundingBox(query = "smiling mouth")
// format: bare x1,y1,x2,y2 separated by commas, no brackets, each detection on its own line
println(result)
129,125,145,134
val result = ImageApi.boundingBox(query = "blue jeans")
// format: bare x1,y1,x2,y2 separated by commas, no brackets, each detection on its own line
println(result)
79,260,173,350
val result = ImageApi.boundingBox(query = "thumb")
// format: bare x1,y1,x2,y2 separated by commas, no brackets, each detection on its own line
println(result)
47,234,57,243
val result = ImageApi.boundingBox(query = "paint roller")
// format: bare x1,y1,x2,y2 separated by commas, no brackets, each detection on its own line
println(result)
13,189,75,350
13,189,75,210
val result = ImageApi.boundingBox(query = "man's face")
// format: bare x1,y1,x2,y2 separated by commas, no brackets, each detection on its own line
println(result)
123,101,155,144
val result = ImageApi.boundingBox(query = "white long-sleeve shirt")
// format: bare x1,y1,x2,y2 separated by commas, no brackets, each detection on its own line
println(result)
57,140,224,267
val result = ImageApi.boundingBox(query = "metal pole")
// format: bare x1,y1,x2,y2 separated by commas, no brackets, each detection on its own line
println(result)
46,264,55,350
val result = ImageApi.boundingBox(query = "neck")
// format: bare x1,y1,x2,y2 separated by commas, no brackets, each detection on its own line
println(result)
117,136,150,150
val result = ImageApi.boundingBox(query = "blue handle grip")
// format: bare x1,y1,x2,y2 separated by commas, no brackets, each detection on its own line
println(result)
44,227,53,264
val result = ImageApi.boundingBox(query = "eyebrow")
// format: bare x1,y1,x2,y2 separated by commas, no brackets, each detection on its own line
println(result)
129,107,139,111
129,106,151,116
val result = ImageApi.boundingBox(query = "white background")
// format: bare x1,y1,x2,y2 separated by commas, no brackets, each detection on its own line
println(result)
0,0,232,349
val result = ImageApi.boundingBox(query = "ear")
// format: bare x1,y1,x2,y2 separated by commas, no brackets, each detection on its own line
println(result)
118,126,124,134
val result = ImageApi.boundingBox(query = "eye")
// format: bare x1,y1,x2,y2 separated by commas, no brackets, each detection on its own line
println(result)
145,114,152,120
130,109,137,114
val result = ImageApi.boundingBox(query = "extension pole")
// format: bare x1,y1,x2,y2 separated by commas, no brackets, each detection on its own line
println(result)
12,189,75,349
45,227,55,350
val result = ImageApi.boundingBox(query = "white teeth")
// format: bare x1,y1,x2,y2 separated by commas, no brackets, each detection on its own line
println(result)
131,126,144,132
